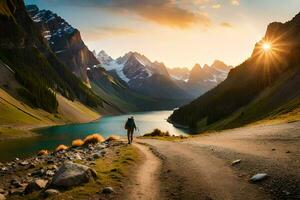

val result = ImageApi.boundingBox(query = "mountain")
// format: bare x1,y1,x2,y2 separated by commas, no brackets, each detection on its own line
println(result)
167,61,231,97
167,67,190,82
169,12,300,130
0,0,105,119
26,5,99,85
95,50,191,99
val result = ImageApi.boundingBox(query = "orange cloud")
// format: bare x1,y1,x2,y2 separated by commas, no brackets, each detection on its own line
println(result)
82,26,139,40
220,22,234,28
230,0,240,6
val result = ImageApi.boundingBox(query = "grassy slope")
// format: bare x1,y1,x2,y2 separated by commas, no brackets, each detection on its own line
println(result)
9,143,140,200
0,87,101,139
196,68,300,132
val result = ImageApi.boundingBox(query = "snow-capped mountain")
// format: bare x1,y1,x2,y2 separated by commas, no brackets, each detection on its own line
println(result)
26,5,99,84
95,50,190,99
167,60,232,97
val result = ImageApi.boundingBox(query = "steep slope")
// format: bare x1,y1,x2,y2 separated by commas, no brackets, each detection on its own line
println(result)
169,13,300,130
26,5,99,85
96,50,192,100
0,0,103,117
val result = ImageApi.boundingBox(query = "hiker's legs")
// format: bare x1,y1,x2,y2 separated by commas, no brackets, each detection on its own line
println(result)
130,130,133,143
127,129,131,144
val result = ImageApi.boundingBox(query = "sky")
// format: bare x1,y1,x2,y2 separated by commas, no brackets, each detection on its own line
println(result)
24,0,300,68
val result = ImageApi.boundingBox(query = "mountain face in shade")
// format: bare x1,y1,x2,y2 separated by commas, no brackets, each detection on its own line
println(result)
169,12,300,130
26,5,99,84
95,50,190,99
167,61,232,97
0,0,102,113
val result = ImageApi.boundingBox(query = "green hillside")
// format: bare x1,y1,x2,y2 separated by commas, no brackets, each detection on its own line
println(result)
169,12,300,131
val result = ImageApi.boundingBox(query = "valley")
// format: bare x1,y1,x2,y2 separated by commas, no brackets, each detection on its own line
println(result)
0,0,299,199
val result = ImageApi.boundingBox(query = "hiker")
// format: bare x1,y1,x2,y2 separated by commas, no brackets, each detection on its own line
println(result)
125,116,136,144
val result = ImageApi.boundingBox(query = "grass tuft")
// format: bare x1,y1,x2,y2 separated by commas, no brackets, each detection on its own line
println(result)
143,128,170,137
84,134,105,145
72,139,84,148
55,144,68,152
37,149,49,156
105,135,120,142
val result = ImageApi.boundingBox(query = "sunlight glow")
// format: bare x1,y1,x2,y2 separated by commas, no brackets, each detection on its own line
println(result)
262,43,271,51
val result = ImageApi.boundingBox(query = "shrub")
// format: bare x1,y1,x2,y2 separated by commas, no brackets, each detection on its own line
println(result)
84,134,105,145
55,144,68,152
143,129,170,137
71,139,84,147
37,149,48,156
105,135,120,142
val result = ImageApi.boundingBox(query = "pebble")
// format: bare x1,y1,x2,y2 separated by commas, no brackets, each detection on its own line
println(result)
231,159,241,166
250,173,268,182
102,187,115,194
43,189,60,197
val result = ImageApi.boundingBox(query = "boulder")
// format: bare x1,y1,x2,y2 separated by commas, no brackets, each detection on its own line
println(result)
24,179,48,194
43,189,60,197
49,162,97,188
0,194,5,200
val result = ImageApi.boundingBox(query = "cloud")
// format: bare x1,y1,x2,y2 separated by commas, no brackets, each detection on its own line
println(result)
212,4,221,9
82,26,139,40
220,22,234,28
44,0,212,28
230,0,240,6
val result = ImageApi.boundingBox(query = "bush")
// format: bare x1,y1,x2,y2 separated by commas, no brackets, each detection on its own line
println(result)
105,135,120,142
84,134,105,145
37,149,48,156
71,139,84,148
143,129,170,137
55,144,68,152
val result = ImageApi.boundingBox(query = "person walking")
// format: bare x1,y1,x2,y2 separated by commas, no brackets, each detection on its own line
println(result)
125,116,136,144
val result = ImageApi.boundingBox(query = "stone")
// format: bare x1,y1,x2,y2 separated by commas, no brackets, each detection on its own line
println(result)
0,189,4,194
24,179,48,194
231,159,241,166
0,194,5,200
11,179,22,188
19,161,29,166
43,189,60,197
46,170,55,177
250,173,268,182
286,150,291,153
92,153,101,159
102,187,115,194
49,162,97,188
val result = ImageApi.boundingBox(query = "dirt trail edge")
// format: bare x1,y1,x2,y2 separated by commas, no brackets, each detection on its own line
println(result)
124,143,162,200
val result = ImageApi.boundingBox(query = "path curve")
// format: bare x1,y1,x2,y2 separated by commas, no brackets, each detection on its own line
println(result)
125,143,161,200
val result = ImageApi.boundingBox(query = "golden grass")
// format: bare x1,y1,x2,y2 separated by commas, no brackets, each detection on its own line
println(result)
84,134,105,145
105,135,120,142
37,149,49,156
55,144,68,152
72,139,84,147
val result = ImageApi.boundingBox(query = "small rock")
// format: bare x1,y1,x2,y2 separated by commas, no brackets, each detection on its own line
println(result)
250,173,268,182
286,150,291,153
102,187,115,194
46,170,55,177
231,159,241,166
271,148,276,151
19,161,29,166
11,179,22,188
15,158,19,161
1,167,7,172
93,153,101,159
24,179,48,194
0,194,5,200
43,189,60,197
0,189,4,194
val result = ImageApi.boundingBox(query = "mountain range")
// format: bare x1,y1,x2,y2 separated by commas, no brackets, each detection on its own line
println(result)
169,12,300,131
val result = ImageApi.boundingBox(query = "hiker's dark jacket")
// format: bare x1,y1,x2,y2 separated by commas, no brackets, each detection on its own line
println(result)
125,118,136,130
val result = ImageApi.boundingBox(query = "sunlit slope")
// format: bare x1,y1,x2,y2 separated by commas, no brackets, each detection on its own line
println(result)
170,12,300,130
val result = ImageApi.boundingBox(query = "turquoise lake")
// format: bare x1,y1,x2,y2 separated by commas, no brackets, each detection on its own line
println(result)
0,110,190,161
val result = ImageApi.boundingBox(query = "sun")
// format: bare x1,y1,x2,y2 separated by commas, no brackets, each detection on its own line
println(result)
262,42,271,51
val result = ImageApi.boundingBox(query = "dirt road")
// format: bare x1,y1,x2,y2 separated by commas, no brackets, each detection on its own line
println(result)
132,121,300,200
